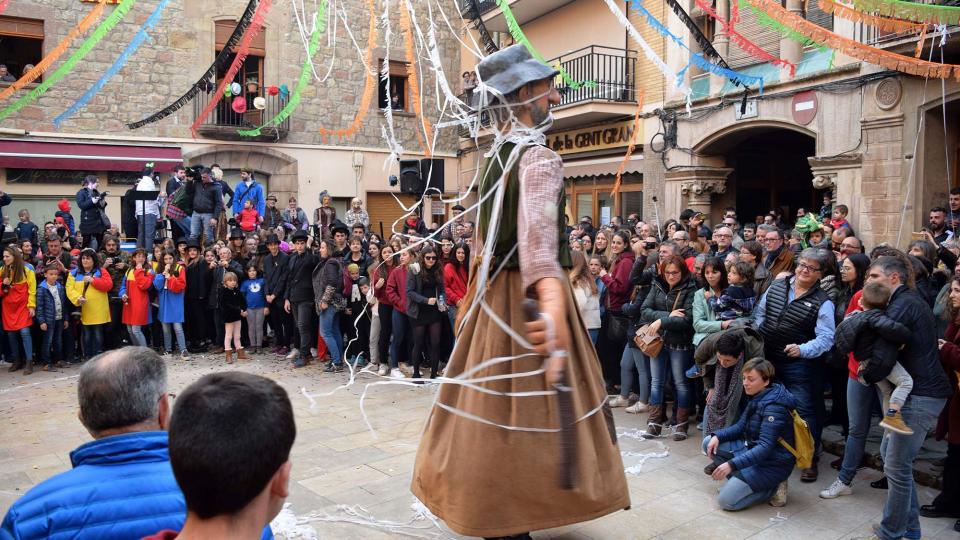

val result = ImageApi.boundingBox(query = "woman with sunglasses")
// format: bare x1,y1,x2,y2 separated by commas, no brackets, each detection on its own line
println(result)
406,246,447,380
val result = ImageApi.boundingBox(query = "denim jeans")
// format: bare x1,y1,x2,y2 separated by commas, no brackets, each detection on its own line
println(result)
162,322,187,353
127,325,148,347
877,395,947,540
174,217,191,235
41,323,63,366
318,308,343,365
773,359,824,450
650,347,693,408
839,377,879,485
588,328,599,345
699,436,776,511
7,327,33,363
137,214,158,252
619,346,650,403
391,309,410,367
189,212,215,246
82,324,104,359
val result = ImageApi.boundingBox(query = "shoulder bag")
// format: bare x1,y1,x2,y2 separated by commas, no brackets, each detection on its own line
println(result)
634,289,681,358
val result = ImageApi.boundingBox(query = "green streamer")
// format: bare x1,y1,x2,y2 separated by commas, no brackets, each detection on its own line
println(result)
494,0,595,90
851,0,960,26
827,49,837,70
0,0,136,123
239,0,328,137
737,0,830,52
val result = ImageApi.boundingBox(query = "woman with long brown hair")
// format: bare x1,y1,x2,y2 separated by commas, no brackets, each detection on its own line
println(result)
597,229,636,391
569,249,600,343
1,245,37,373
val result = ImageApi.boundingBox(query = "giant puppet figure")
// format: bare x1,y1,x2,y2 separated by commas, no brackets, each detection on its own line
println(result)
411,45,630,539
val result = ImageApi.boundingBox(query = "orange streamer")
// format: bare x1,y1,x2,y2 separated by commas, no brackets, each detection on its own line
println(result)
612,91,645,198
817,0,928,58
746,0,960,81
399,0,433,157
0,0,108,101
319,0,377,140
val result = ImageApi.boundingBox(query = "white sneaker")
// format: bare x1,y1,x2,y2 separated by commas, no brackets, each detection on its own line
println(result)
625,402,649,414
769,480,788,507
310,347,318,358
377,364,389,376
389,368,405,379
819,479,852,499
285,349,300,361
608,395,631,408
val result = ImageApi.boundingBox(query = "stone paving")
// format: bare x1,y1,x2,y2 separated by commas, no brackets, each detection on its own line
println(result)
1,353,957,539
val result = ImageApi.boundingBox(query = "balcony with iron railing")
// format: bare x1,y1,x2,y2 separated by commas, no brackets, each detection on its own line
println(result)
192,88,290,142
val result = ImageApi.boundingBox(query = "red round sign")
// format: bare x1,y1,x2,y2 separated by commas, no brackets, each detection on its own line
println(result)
792,90,818,125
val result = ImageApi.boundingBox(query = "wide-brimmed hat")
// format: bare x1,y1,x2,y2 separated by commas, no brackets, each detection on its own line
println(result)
331,220,349,236
229,227,244,239
291,230,309,243
265,233,280,245
185,238,201,250
476,44,559,97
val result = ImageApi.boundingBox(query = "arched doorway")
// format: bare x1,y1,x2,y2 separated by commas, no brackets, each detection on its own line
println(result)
696,125,819,226
181,145,299,204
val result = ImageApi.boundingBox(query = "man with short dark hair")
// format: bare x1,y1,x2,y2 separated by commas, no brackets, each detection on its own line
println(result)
929,206,952,245
283,230,319,367
864,256,952,540
189,168,223,246
2,348,273,539
146,372,294,540
949,187,960,230
263,234,292,356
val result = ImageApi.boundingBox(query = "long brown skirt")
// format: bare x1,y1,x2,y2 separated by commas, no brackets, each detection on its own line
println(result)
411,270,630,537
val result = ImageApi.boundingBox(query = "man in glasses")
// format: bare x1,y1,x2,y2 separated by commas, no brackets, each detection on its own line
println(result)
758,226,796,295
755,248,836,486
710,226,737,260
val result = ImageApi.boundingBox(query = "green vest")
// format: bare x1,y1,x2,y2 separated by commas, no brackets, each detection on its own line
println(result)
477,142,571,270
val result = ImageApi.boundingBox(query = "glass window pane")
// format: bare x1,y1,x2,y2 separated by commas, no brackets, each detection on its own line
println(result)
598,190,613,225
622,190,643,221
576,193,593,223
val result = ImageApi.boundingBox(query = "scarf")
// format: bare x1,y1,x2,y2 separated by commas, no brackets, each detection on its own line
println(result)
706,354,745,434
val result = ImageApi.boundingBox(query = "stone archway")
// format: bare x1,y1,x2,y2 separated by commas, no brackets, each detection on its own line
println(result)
182,145,299,204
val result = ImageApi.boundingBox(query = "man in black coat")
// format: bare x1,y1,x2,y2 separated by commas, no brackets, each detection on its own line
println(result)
263,234,292,356
283,231,319,367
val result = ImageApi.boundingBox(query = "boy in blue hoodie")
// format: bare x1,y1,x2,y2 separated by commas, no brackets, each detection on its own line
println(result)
36,266,69,371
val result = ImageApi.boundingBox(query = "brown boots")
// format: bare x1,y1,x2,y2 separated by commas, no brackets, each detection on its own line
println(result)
225,350,234,364
236,348,248,360
645,404,665,438
674,408,690,441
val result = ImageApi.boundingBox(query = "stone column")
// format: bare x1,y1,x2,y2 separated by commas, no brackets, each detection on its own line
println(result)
780,0,803,80
714,0,730,58
665,167,734,223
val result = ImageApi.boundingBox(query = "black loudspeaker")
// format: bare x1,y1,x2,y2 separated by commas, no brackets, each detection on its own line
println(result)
399,160,423,194
420,158,445,193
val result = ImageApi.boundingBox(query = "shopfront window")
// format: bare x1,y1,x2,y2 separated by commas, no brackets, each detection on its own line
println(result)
565,173,643,226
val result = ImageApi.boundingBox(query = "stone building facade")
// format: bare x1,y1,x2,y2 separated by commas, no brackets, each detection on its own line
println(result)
0,0,463,236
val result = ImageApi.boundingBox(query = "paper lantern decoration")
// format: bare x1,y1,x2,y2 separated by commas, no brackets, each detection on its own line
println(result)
253,96,266,110
224,86,232,97
267,85,279,96
232,96,247,113
230,82,242,96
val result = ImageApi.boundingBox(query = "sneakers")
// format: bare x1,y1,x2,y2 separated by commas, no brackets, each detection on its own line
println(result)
879,410,914,435
180,350,190,360
769,480,788,507
285,349,300,361
819,479,853,499
389,368,405,379
324,362,344,373
685,364,703,379
703,462,718,475
608,395,631,408
377,364,389,376
310,348,318,359
293,358,307,368
872,523,921,540
625,401,649,414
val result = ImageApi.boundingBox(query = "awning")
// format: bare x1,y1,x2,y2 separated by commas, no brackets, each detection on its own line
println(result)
0,140,183,173
563,154,643,179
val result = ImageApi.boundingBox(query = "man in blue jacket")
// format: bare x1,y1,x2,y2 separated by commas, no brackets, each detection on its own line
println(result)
0,346,273,540
231,166,265,220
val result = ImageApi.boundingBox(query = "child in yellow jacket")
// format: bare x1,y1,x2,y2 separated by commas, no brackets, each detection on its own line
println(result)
66,248,113,359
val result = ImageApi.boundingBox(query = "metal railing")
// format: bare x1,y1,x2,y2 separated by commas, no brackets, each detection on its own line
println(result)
550,45,638,107
192,88,289,138
459,0,499,16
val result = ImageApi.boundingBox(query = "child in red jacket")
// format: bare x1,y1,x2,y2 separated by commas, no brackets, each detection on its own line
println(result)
238,199,260,233
120,249,154,347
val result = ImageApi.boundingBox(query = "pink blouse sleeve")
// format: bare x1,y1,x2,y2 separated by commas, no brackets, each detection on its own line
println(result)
517,145,565,291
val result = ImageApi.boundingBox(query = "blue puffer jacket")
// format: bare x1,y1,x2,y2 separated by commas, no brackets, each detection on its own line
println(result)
0,431,273,540
714,382,797,492
35,280,68,325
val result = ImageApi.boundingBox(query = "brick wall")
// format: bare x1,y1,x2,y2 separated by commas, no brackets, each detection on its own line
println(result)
627,0,666,106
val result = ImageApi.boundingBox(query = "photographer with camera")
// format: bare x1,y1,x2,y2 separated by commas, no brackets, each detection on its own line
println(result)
76,175,108,250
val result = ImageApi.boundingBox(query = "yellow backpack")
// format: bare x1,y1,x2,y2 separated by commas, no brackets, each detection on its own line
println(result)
778,409,815,469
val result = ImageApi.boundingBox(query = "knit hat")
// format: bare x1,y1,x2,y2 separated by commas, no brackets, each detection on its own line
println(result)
57,199,71,212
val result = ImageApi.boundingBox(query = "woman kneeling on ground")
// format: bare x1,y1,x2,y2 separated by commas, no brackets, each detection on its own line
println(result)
703,357,796,510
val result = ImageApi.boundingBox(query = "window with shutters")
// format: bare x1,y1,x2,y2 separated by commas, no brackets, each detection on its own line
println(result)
378,60,410,112
804,0,833,31
727,0,781,69
215,20,265,111
0,16,44,83
690,14,716,76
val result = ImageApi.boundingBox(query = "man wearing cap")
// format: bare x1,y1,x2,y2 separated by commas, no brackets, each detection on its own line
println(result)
263,194,284,233
411,44,629,539
283,230,319,367
343,198,370,230
263,234,292,356
189,168,223,247
231,167,266,221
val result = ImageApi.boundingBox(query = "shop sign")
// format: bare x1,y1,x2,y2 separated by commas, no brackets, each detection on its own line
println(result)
545,120,639,156
431,199,445,215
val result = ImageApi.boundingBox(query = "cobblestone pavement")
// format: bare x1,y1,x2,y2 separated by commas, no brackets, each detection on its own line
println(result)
1,352,957,539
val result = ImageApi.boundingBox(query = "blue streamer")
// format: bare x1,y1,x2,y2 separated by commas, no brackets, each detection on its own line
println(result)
630,0,764,93
54,0,171,127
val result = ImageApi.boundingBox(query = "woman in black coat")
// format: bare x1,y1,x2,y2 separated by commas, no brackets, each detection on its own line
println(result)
76,175,107,250
407,246,447,380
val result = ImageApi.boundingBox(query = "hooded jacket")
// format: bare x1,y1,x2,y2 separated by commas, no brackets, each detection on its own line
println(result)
35,279,68,325
0,431,273,540
713,382,797,492
834,309,910,385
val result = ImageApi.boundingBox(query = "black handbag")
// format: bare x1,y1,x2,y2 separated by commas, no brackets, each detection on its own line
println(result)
607,313,630,342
